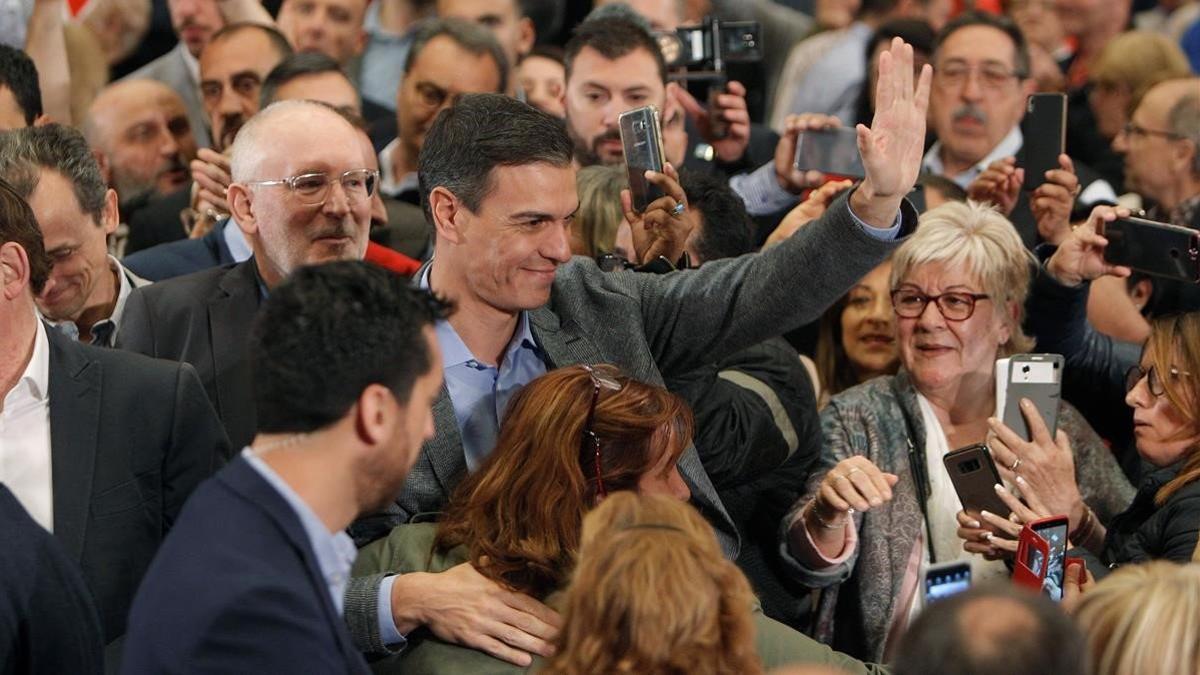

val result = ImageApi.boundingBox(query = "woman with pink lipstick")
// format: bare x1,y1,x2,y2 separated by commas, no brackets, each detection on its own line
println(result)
960,209,1200,577
776,200,1133,662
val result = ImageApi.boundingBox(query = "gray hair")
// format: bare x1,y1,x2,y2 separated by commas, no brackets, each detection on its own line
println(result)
890,200,1036,355
0,123,107,225
1166,87,1200,175
404,18,509,93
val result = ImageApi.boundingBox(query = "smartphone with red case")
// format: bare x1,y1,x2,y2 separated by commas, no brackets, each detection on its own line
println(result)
1013,515,1069,601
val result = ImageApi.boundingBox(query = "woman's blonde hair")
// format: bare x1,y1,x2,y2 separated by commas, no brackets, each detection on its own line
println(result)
1091,31,1192,115
890,200,1035,355
542,493,763,675
1145,313,1200,505
574,164,627,257
1074,561,1200,675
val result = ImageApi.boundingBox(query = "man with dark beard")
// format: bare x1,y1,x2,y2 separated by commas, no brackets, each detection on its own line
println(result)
84,80,197,208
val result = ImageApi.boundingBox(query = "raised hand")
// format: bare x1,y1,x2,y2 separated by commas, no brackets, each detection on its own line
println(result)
674,81,751,163
1031,154,1080,245
966,156,1023,216
1045,205,1134,287
851,37,933,228
620,162,694,265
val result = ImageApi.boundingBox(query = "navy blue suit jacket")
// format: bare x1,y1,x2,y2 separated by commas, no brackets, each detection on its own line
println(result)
120,457,369,674
122,220,234,282
0,485,104,675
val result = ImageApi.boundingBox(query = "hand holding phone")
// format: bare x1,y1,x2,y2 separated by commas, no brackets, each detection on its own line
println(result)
1013,516,1069,601
619,106,666,213
1044,205,1134,286
794,127,865,179
945,444,1011,520
998,354,1063,442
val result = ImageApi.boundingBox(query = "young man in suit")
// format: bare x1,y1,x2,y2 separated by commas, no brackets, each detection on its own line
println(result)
117,99,376,450
0,178,228,667
344,36,930,665
121,260,445,673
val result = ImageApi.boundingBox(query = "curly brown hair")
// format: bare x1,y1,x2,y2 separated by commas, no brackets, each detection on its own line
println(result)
432,365,693,598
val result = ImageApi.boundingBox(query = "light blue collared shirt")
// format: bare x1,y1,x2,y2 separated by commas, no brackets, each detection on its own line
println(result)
224,218,253,263
376,264,549,647
241,449,358,616
922,126,1024,189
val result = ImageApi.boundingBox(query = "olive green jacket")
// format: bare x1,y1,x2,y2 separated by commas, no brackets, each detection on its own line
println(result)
352,523,886,675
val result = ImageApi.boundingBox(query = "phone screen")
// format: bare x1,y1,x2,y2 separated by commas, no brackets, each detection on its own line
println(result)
1032,521,1069,602
925,562,972,603
793,128,865,178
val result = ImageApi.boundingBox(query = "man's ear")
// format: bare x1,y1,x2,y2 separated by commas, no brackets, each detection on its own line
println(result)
227,183,257,236
517,17,536,57
354,383,396,447
100,188,120,235
1171,137,1197,175
429,186,467,245
0,241,31,300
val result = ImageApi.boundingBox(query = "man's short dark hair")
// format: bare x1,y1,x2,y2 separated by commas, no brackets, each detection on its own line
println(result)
419,93,573,222
260,51,354,109
933,10,1031,79
0,45,42,126
251,261,451,433
564,15,667,85
680,169,756,262
0,124,108,225
0,177,51,295
207,22,294,62
893,586,1086,675
404,18,509,94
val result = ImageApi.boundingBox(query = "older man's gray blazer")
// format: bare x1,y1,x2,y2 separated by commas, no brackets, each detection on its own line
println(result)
344,191,919,653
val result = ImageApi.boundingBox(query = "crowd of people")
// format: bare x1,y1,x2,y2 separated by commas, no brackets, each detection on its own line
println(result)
1,0,1199,673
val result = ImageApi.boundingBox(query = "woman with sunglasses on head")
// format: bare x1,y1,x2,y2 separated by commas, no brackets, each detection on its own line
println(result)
959,207,1200,575
351,364,884,675
779,200,1133,663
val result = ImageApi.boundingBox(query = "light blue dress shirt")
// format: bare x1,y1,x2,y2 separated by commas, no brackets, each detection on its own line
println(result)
376,264,549,647
241,449,358,616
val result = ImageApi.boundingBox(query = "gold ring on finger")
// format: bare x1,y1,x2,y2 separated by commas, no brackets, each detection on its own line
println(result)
1009,458,1021,472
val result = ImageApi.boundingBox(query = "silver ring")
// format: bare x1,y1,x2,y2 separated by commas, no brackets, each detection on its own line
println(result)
1009,457,1022,472
671,202,686,216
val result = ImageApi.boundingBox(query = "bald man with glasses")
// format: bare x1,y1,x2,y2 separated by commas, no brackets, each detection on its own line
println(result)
118,100,377,450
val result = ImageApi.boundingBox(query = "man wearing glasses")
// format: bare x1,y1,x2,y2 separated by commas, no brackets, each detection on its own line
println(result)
118,100,377,451
923,11,1116,247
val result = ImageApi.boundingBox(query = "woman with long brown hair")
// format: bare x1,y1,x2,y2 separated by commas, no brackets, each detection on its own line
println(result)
352,365,882,674
542,492,762,675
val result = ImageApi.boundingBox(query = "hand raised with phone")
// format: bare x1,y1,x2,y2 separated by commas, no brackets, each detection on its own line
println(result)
673,80,751,163
1045,205,1134,287
620,162,694,265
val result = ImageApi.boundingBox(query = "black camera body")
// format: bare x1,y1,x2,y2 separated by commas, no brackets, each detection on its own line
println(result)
655,16,762,83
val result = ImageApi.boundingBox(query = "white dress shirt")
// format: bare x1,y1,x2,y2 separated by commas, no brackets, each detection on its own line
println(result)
0,318,53,531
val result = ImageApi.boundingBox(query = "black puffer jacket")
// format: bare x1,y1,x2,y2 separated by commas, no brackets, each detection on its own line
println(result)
1099,465,1200,572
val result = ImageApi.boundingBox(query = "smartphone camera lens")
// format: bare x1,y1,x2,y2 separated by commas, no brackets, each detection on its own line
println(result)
960,459,981,474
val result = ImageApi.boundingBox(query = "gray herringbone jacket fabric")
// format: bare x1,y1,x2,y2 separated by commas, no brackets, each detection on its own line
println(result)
345,191,918,653
779,370,1135,661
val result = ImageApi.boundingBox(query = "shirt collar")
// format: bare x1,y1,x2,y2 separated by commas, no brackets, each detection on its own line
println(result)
223,217,253,263
15,317,50,402
923,126,1024,189
44,256,132,346
378,139,419,197
240,449,358,615
418,263,539,369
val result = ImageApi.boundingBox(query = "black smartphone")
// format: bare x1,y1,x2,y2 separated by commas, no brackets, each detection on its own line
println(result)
1019,93,1066,191
944,443,1011,519
924,560,972,603
1032,516,1069,602
1000,354,1063,442
1101,216,1200,283
618,105,666,213
793,127,865,178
